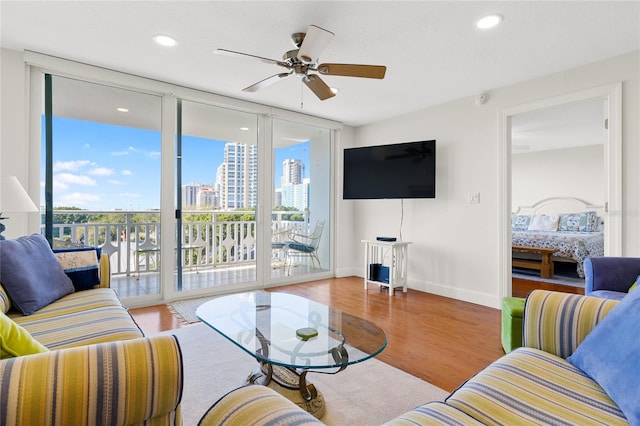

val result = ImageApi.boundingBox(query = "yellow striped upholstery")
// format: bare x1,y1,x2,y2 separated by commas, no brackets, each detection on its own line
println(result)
385,402,484,425
0,335,183,426
0,285,10,313
199,385,322,426
523,290,619,358
99,253,110,288
446,347,627,425
201,290,630,425
8,288,143,349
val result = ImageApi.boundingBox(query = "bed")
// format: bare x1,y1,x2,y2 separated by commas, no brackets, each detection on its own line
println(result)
511,197,605,278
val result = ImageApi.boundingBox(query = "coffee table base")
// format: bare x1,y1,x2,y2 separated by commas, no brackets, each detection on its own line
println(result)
246,365,326,419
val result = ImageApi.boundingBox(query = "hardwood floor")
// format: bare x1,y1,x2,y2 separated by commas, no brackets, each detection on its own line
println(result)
128,275,581,393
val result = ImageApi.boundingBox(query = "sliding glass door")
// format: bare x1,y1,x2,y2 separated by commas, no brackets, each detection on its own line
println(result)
271,119,331,279
36,63,335,303
175,100,259,293
42,75,162,298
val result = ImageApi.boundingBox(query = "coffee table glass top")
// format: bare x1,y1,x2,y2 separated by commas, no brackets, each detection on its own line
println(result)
196,291,387,370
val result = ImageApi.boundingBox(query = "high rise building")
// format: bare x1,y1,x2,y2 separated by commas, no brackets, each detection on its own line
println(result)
281,159,303,186
217,142,258,210
197,186,218,208
181,184,199,208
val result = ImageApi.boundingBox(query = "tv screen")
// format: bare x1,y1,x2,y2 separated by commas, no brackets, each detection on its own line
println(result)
343,140,436,199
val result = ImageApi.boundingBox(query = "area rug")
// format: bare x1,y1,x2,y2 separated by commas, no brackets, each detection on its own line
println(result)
153,323,449,426
167,296,216,325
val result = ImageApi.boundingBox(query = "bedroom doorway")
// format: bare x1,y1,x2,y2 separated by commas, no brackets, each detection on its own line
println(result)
499,83,622,298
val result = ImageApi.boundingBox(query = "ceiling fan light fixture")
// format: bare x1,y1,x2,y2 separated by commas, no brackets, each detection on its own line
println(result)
476,14,502,29
153,34,178,47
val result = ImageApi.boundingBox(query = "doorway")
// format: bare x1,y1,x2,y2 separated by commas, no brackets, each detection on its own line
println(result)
499,83,622,298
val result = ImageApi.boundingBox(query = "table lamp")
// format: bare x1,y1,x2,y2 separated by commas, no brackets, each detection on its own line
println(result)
0,176,39,240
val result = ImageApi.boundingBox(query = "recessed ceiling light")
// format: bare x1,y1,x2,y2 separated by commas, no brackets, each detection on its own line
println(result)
240,127,249,131
476,14,502,29
153,34,178,47
116,107,129,113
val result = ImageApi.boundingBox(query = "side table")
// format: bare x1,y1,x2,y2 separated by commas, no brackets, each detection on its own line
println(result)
362,240,411,296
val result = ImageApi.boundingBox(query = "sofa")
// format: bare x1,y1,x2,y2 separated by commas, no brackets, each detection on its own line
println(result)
0,234,183,425
584,256,640,300
200,289,640,425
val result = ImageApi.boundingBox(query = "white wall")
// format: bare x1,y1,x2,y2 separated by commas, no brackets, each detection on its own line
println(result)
512,145,604,210
0,48,34,239
343,50,639,308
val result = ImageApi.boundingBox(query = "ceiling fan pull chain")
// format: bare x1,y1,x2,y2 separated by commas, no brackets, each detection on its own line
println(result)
300,79,304,109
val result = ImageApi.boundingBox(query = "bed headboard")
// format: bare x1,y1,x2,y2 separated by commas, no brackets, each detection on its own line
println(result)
513,197,605,216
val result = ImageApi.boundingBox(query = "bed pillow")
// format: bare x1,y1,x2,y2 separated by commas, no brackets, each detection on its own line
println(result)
0,311,49,359
53,247,101,291
527,214,560,232
567,287,640,424
558,211,599,232
511,215,532,231
0,234,75,315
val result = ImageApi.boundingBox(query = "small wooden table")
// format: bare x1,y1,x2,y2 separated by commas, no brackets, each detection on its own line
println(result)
512,246,559,278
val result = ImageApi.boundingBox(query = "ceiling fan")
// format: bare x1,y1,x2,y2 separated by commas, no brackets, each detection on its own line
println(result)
215,25,386,101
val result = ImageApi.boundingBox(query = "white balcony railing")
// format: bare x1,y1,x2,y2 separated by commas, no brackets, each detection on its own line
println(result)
46,210,309,277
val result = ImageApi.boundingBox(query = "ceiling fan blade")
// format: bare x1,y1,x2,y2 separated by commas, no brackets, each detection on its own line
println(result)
317,63,387,79
297,25,334,64
215,48,287,67
303,74,335,100
243,72,292,92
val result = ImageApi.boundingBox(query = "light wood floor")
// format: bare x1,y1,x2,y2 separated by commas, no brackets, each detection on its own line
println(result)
129,276,581,393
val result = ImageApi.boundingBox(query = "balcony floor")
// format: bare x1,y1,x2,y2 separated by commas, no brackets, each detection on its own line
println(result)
111,262,326,298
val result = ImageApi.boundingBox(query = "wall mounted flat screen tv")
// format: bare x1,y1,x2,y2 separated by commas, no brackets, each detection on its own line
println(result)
343,140,436,199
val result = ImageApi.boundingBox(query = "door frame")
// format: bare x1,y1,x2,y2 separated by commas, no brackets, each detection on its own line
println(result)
498,82,622,299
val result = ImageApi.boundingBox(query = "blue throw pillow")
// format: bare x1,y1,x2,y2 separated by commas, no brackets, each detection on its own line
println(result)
0,234,74,315
53,247,101,291
567,288,640,424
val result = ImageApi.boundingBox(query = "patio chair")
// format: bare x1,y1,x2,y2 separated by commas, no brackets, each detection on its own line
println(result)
284,220,325,272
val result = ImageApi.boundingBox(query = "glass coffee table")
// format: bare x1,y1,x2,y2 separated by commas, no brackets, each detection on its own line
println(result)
196,291,387,418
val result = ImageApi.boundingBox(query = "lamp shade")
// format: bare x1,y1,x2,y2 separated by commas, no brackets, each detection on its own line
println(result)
0,176,39,213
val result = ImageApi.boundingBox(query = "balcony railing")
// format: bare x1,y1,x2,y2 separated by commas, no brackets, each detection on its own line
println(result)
46,210,309,277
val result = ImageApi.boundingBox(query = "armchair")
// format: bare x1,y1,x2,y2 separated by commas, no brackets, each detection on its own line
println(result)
584,256,640,300
284,220,325,272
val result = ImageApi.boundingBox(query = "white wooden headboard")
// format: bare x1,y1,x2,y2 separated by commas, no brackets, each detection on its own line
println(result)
513,197,605,216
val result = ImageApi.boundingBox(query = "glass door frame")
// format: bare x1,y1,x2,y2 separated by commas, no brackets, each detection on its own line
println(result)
27,52,340,305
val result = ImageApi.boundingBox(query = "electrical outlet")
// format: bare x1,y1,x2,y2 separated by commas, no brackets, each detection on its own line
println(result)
468,192,480,204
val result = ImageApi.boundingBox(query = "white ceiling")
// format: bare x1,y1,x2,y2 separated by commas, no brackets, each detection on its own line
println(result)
1,1,639,128
512,98,606,153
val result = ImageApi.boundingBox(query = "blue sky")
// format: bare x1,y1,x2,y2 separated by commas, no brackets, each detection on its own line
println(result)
43,117,309,210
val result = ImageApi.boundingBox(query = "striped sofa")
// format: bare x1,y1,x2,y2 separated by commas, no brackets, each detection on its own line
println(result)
199,290,629,425
0,254,184,425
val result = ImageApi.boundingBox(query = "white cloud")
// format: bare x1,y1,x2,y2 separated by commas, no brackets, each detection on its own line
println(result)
55,173,97,186
53,160,91,172
52,181,69,191
119,192,142,198
89,167,114,176
57,192,101,207
112,150,129,156
108,179,126,185
149,151,161,157
122,170,133,176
